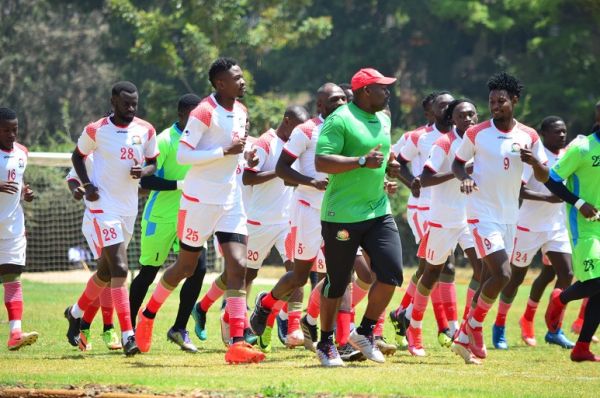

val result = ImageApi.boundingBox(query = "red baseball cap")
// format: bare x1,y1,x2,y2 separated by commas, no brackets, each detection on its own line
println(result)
350,68,397,91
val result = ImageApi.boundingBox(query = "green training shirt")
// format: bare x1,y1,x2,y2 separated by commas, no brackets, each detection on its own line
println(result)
316,102,392,223
143,123,190,225
550,132,600,240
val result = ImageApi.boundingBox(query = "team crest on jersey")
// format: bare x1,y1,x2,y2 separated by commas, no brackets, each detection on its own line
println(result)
18,158,24,168
511,142,521,152
132,135,142,145
336,229,350,241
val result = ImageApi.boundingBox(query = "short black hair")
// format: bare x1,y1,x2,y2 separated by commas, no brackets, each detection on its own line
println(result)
111,81,138,97
338,83,352,92
0,107,17,122
540,116,564,132
177,93,202,112
208,57,238,87
444,98,476,124
487,72,523,98
284,105,309,121
422,92,439,110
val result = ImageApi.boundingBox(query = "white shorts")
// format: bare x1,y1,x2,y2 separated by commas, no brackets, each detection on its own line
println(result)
82,210,135,259
177,196,247,248
0,235,26,266
246,222,291,269
290,200,322,261
468,220,516,259
407,206,429,244
419,224,474,265
512,227,572,268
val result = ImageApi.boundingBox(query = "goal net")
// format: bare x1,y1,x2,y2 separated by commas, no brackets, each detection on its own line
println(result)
22,152,222,273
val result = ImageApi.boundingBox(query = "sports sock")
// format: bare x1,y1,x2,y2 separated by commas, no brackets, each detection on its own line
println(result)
73,274,105,317
468,294,494,329
335,310,352,345
111,286,133,341
279,304,288,320
143,279,174,318
287,301,302,334
439,281,458,328
320,329,334,344
267,300,285,327
522,298,539,322
373,311,385,337
494,293,515,327
99,287,114,330
397,276,417,315
307,285,321,319
579,294,600,343
81,297,100,327
410,286,431,330
199,274,225,312
4,280,23,333
174,253,206,330
356,316,377,337
576,298,588,323
260,291,278,310
463,279,479,321
456,320,470,345
128,265,159,328
431,284,449,332
227,291,247,342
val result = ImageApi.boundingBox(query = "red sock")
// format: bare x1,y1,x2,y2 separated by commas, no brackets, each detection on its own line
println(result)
223,309,230,324
439,281,457,323
82,297,100,325
111,287,133,333
335,310,352,345
463,286,476,321
469,296,493,328
523,298,539,322
260,292,278,310
410,289,429,329
288,311,301,334
76,275,104,312
227,296,246,339
267,300,285,327
431,284,449,332
99,287,113,325
373,311,385,337
199,280,224,312
146,281,173,315
307,286,321,319
4,280,23,323
495,298,512,327
577,298,588,321
398,278,417,313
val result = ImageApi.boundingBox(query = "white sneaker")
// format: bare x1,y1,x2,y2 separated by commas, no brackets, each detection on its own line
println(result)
316,341,345,367
286,329,305,348
348,330,385,363
220,312,230,347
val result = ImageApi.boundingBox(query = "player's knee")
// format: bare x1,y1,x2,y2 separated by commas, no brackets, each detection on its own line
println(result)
291,270,309,288
111,262,128,278
499,267,512,286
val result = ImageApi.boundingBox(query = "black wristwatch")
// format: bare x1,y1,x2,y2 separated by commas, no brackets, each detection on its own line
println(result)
358,156,367,168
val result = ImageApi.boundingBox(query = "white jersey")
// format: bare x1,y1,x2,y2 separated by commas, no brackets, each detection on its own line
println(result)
237,139,254,211
423,128,467,228
392,125,429,209
76,116,159,216
66,155,94,208
518,147,566,232
454,119,548,224
282,116,325,209
399,124,440,209
245,129,293,225
180,94,247,205
0,142,28,238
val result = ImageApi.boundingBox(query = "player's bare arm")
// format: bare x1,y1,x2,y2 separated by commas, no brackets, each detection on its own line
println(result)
452,157,477,195
0,180,19,194
520,147,549,182
519,185,562,203
276,151,326,190
71,149,99,201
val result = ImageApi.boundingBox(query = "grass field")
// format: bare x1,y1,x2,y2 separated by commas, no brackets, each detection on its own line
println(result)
0,268,599,397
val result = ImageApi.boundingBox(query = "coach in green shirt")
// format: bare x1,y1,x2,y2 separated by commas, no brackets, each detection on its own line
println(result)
314,68,403,366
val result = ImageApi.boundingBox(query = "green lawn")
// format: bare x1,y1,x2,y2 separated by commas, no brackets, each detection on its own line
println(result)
0,272,598,397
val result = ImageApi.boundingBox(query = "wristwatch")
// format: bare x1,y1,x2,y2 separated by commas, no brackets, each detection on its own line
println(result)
358,156,367,168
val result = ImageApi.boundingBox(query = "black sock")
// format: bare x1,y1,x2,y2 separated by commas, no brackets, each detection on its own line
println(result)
232,336,244,344
356,316,377,337
580,292,600,343
319,330,334,345
80,320,91,330
142,308,156,319
173,249,207,330
129,265,160,327
103,323,114,332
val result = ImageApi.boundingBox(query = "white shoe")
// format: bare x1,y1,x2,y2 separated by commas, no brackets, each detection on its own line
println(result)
348,330,385,363
220,312,230,347
286,329,305,348
316,342,345,367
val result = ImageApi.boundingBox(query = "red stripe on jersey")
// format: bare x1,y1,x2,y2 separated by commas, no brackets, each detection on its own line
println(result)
417,230,429,258
254,130,276,154
190,96,217,127
182,193,200,202
454,154,468,163
466,120,491,144
76,146,89,157
428,222,443,228
244,167,258,172
14,142,28,155
417,206,430,211
413,211,424,240
133,117,156,141
282,147,298,159
248,220,261,226
517,122,539,145
517,226,530,232
298,118,319,140
89,209,104,214
433,134,451,155
407,205,418,209
467,218,479,224
298,199,311,207
85,117,109,142
145,153,159,161
180,140,195,150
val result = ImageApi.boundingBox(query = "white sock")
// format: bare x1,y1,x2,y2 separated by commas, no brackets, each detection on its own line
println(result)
9,320,22,332
306,314,317,326
279,309,288,320
449,320,459,336
71,303,83,319
405,303,414,321
122,329,134,343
